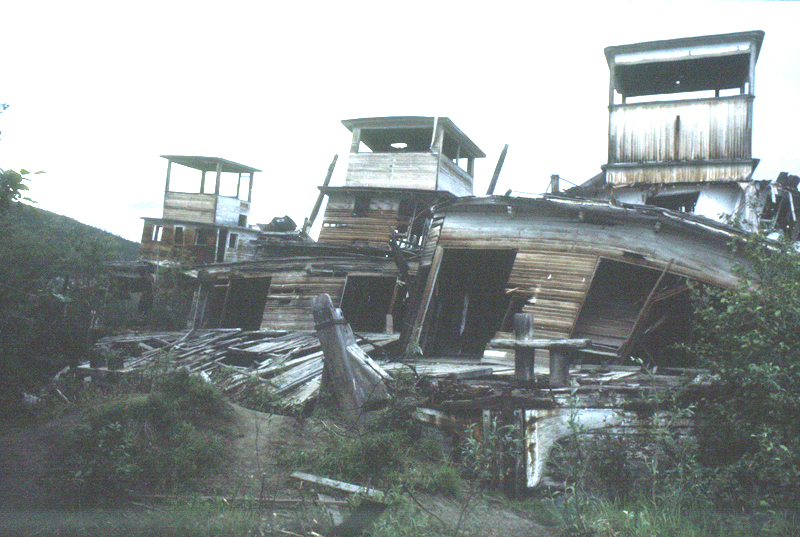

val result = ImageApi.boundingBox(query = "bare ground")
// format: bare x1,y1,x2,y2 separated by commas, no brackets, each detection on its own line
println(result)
0,403,553,536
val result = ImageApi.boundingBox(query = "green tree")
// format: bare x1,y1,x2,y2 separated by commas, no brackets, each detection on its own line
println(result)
0,168,41,215
688,232,800,509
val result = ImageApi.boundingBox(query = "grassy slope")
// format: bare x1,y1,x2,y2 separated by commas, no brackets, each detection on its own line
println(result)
3,202,140,261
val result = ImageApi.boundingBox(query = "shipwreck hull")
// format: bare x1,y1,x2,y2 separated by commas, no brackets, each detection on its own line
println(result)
406,195,745,361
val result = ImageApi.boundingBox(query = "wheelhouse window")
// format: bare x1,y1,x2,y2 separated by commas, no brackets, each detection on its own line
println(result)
353,195,370,217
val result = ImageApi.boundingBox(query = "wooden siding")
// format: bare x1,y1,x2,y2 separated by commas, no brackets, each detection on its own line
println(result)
343,152,473,196
345,152,440,190
193,254,404,331
608,95,753,185
140,241,215,264
221,230,260,263
262,274,345,330
139,223,259,264
606,162,755,186
215,196,249,227
318,194,400,247
437,155,474,197
417,200,740,346
163,192,216,224
420,216,444,266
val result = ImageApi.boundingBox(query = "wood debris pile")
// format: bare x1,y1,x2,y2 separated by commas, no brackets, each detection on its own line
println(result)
82,328,400,408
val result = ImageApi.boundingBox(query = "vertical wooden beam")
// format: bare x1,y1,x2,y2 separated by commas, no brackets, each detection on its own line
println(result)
432,123,445,153
549,350,568,388
212,229,220,264
409,246,444,352
304,154,338,234
350,128,362,154
165,159,172,192
549,174,560,194
486,145,509,195
467,157,475,178
214,162,222,196
236,172,242,199
248,172,254,203
747,39,757,158
618,259,674,360
608,60,617,165
608,60,616,108
213,162,222,225
200,170,206,194
514,313,535,382
429,117,439,151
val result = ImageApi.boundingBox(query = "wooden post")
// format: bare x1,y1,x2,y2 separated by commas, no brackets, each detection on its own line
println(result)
549,351,569,388
165,159,172,192
514,313,535,381
214,161,222,196
313,294,361,422
486,144,509,195
303,154,338,234
550,174,560,194
312,294,390,423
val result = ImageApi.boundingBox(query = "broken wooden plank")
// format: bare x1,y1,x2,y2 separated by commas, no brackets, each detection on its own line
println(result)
290,471,385,502
491,338,591,350
311,294,390,419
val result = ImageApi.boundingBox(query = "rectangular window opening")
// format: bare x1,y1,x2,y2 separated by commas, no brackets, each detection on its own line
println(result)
353,196,371,217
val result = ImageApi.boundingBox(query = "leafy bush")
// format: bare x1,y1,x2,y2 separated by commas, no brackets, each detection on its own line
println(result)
62,370,230,503
688,233,800,509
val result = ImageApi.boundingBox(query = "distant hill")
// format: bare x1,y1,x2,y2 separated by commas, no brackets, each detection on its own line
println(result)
1,202,140,299
3,202,140,261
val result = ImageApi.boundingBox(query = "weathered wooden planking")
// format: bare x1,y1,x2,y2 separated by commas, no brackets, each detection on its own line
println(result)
344,153,440,190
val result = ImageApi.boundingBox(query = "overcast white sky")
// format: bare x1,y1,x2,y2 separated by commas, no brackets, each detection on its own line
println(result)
3,0,799,242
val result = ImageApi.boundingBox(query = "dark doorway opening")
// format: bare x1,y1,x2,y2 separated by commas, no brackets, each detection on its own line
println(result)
572,258,691,365
424,248,517,357
646,192,700,213
204,277,271,330
216,230,228,262
340,275,398,332
221,277,271,330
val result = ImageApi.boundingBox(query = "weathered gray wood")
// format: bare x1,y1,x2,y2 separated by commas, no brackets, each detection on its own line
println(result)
312,294,389,420
617,259,674,359
304,154,338,234
486,144,509,195
291,471,385,501
514,313,535,381
549,350,569,388
492,338,591,350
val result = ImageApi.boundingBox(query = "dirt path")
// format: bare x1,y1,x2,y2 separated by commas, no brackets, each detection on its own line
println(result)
0,411,83,510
